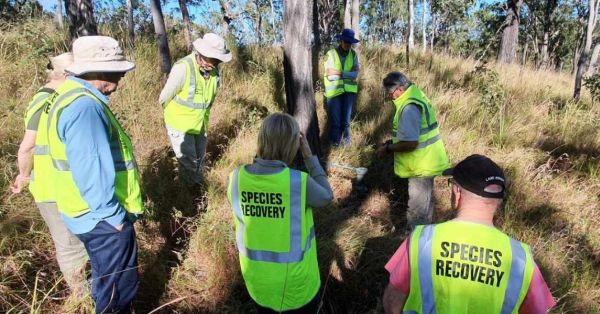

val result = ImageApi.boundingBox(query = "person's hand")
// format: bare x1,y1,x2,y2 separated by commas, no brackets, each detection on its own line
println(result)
299,133,312,159
10,174,30,194
327,69,342,76
376,144,388,158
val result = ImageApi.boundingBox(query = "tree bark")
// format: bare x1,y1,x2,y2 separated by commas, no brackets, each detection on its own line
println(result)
430,12,435,51
574,0,598,100
56,0,64,29
64,0,98,38
497,0,523,64
150,0,172,76
586,40,600,76
344,0,351,29
540,0,557,68
408,0,414,49
351,0,359,40
422,0,427,53
284,0,321,157
219,0,234,38
126,0,135,46
178,0,192,50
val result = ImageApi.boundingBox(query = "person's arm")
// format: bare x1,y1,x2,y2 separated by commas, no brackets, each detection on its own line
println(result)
10,130,37,193
299,133,333,208
58,97,124,222
383,283,408,314
519,264,556,314
158,63,187,107
342,53,360,80
325,52,342,80
377,105,421,157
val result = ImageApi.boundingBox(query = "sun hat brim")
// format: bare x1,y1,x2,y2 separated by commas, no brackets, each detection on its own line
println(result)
336,35,360,43
193,40,232,63
66,60,135,76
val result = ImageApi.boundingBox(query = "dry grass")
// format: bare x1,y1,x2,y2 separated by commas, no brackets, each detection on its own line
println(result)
0,19,598,313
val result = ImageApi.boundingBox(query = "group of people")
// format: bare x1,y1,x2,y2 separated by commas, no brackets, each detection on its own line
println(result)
9,27,556,314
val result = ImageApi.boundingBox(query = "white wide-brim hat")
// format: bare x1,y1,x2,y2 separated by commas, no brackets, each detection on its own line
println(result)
66,36,135,76
193,33,232,63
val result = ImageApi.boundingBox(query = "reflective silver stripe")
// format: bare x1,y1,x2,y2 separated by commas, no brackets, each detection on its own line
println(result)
325,84,344,91
182,57,196,102
420,122,438,135
115,160,136,171
172,97,211,109
231,168,310,263
52,158,70,171
34,145,49,155
500,239,527,314
418,225,437,314
416,134,441,149
27,93,50,112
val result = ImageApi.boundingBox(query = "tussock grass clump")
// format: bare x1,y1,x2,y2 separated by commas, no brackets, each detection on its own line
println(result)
0,18,598,313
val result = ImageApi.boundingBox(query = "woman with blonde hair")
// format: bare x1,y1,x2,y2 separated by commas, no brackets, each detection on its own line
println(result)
10,52,88,294
228,112,333,313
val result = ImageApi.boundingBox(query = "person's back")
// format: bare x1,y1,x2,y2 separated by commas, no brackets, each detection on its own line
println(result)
405,221,534,313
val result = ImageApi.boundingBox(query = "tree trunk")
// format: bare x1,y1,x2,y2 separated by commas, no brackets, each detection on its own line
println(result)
497,0,523,64
574,0,598,100
126,0,135,46
586,40,600,76
178,0,192,50
351,0,359,39
541,0,557,68
430,12,436,51
408,0,414,49
150,0,172,76
422,0,427,53
219,0,234,38
64,0,98,38
344,0,351,29
56,0,64,29
283,0,321,157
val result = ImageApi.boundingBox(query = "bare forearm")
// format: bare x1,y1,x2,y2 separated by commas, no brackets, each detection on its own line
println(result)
17,148,34,177
389,141,418,153
383,284,407,314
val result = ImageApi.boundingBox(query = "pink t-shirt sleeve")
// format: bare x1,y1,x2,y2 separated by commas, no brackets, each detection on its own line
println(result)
519,264,556,314
384,237,411,295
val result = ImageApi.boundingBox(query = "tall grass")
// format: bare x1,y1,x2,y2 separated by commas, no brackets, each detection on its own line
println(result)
0,19,598,313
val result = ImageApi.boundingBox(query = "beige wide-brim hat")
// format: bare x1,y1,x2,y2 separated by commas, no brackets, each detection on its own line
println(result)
66,36,135,76
193,33,232,63
49,52,74,73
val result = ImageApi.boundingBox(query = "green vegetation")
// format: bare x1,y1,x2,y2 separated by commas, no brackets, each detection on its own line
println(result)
1,18,599,313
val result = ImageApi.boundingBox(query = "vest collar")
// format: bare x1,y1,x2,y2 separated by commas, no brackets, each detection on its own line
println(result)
392,84,418,108
67,77,109,105
254,157,288,168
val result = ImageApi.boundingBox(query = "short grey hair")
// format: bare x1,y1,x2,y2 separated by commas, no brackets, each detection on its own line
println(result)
382,72,412,93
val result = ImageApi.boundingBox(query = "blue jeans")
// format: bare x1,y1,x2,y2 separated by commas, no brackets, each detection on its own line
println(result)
77,220,138,314
327,92,356,145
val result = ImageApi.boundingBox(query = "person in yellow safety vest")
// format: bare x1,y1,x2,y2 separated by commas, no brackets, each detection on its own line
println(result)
376,72,449,230
227,113,333,313
46,36,142,314
383,154,556,314
323,28,360,146
10,53,88,294
159,33,232,187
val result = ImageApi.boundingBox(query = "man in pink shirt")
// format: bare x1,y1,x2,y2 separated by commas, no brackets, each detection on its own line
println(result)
383,154,556,314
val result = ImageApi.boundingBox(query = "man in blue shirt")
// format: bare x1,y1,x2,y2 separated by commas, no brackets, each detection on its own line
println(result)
48,36,142,313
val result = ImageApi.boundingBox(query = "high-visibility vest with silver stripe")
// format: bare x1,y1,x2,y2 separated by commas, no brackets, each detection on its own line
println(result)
404,221,535,314
163,53,219,134
323,48,358,98
46,79,143,217
227,166,320,311
24,88,54,203
392,84,449,178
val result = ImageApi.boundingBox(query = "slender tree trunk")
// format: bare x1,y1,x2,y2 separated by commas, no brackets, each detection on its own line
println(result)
64,0,98,38
430,12,435,51
344,0,351,29
422,0,427,52
150,0,172,76
351,0,359,39
586,40,600,76
56,0,64,29
497,0,523,64
178,0,192,50
283,0,321,157
408,0,414,49
126,0,135,45
574,0,598,100
541,0,557,68
219,0,234,38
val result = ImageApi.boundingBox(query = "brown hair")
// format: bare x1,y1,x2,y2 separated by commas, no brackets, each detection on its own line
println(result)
257,113,300,165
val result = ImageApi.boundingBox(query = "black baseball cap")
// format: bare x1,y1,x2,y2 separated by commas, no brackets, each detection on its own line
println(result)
443,154,506,199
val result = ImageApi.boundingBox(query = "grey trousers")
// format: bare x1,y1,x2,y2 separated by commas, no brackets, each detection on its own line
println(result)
406,176,435,228
37,202,88,293
167,126,208,184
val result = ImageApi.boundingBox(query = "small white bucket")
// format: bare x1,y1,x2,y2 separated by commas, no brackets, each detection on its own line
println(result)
355,167,368,182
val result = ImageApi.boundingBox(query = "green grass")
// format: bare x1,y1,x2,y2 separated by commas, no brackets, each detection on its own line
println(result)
0,18,598,313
